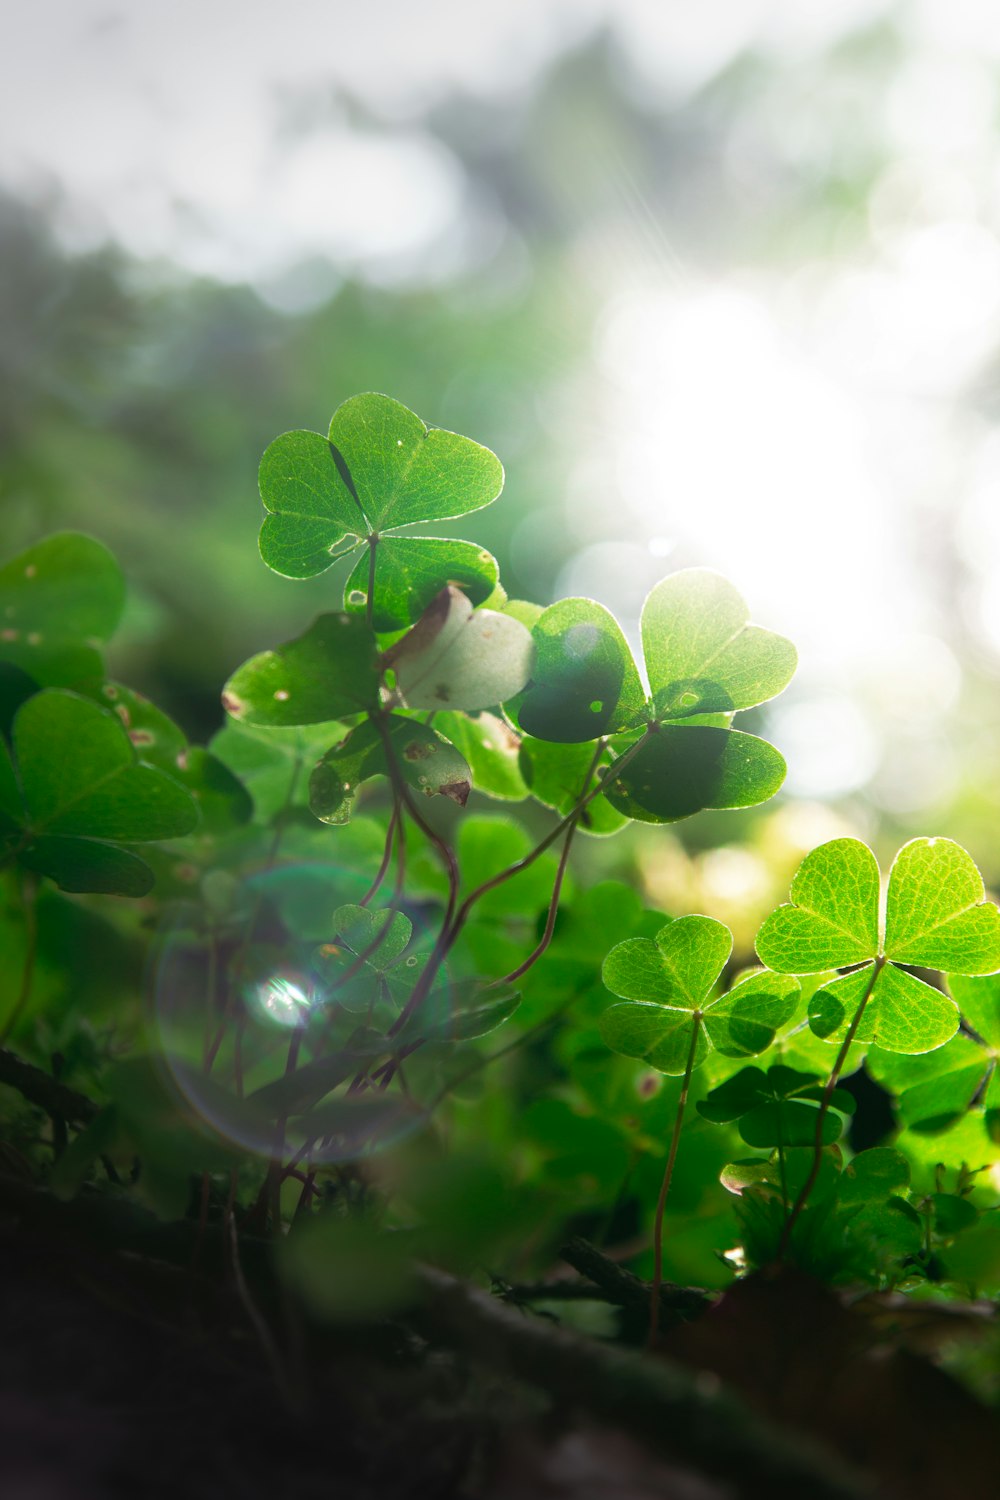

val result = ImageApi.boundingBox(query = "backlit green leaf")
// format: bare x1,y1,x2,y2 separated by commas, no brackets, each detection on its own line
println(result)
599,1001,710,1075
1,690,198,895
344,537,499,632
755,838,880,974
602,915,732,1010
327,392,504,530
258,429,365,579
641,570,797,720
884,838,1000,974
222,613,379,726
602,725,786,823
516,598,647,743
331,904,413,970
948,972,1000,1048
808,961,959,1054
210,720,345,822
703,970,801,1057
14,691,198,841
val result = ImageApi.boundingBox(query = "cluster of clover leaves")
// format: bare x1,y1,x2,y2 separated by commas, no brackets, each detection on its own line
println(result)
0,391,798,1215
4,390,999,1315
600,835,1000,1341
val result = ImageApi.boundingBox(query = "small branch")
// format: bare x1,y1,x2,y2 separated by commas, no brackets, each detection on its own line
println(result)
412,1265,867,1500
359,797,400,908
0,1049,97,1126
496,813,577,986
560,1236,709,1322
649,1018,701,1349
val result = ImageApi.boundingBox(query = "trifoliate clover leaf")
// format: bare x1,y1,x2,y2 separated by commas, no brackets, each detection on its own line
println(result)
512,570,792,826
755,837,1000,1056
330,904,413,969
222,613,380,727
257,393,504,628
0,689,198,896
599,915,798,1075
309,714,471,825
697,1064,852,1148
383,585,534,713
0,532,125,688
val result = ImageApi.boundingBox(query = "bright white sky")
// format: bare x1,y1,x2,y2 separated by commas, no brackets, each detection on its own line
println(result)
5,0,1000,809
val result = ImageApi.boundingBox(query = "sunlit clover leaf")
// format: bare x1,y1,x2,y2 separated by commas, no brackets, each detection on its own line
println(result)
599,915,797,1076
516,598,647,743
641,570,797,722
948,972,1000,1050
343,537,500,632
755,838,881,973
602,725,787,824
884,839,1000,974
0,532,125,688
702,969,801,1058
258,393,503,581
384,585,534,712
327,392,504,530
0,690,198,895
756,837,999,1055
309,714,471,824
222,613,379,727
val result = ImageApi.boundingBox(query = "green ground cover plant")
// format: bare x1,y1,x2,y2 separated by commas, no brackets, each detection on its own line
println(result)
3,392,1000,1498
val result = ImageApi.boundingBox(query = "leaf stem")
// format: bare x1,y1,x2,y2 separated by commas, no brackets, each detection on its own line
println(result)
492,738,606,988
776,955,885,1261
0,872,38,1047
359,796,400,908
388,728,652,1041
649,1015,701,1350
365,535,378,633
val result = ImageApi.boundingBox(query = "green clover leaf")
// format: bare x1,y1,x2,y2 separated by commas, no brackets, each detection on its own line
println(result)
0,690,198,896
258,393,504,629
697,1063,853,1148
222,613,380,727
513,570,793,825
755,837,1000,1055
0,532,125,689
599,915,799,1075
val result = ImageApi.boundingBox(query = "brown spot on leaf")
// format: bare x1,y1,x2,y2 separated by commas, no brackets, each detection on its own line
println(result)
440,780,471,807
221,691,244,716
129,730,154,746
403,739,433,761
